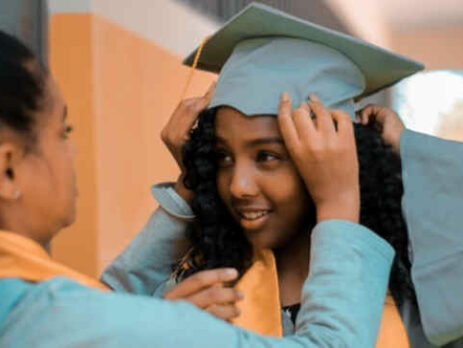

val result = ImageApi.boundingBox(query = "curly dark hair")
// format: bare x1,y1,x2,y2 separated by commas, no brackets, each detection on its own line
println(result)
178,107,415,307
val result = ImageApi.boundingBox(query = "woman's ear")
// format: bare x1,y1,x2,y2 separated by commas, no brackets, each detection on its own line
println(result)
0,143,23,201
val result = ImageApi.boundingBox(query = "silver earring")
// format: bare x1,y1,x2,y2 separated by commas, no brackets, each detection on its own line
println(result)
13,190,21,200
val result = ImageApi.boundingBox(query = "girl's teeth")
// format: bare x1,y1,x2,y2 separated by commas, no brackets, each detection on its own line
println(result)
242,211,268,220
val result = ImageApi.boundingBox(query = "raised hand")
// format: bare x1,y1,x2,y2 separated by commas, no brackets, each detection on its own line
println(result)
161,82,216,201
277,93,360,223
164,268,244,321
357,104,404,154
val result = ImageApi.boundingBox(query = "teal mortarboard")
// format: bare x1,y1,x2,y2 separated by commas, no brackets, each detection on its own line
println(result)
183,2,424,118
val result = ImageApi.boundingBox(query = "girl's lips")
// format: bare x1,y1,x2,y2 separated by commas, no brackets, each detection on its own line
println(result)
236,210,271,231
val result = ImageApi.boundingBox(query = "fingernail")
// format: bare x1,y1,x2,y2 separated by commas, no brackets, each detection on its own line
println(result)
299,101,310,111
281,92,289,102
236,290,244,300
225,268,238,278
310,94,320,103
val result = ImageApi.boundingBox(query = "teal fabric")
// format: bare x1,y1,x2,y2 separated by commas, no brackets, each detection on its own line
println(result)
210,38,364,118
183,3,423,103
0,220,393,347
108,180,463,347
151,183,195,220
101,207,190,297
401,129,463,346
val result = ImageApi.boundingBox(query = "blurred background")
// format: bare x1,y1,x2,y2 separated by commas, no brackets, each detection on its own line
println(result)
1,0,462,277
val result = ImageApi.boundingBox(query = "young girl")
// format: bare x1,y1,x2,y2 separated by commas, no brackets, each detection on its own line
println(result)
105,5,463,346
178,101,414,322
105,3,423,346
165,3,419,345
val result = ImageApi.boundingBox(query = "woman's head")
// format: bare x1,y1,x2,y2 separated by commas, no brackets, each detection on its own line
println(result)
0,31,76,245
181,106,414,304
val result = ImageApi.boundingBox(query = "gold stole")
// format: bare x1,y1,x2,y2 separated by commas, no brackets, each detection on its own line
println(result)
232,249,283,336
231,249,410,347
0,231,108,291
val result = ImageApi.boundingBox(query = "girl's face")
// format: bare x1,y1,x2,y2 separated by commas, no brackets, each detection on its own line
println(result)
215,107,314,250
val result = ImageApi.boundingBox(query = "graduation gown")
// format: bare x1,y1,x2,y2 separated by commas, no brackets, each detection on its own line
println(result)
0,214,393,347
398,129,463,347
103,184,394,346
104,128,463,347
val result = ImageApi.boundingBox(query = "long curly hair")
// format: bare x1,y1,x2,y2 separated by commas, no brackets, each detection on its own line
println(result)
177,107,415,307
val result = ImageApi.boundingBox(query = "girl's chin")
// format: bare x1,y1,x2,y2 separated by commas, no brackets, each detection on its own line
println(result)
245,231,282,250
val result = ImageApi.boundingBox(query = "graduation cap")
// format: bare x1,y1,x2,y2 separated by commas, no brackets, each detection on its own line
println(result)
183,2,424,118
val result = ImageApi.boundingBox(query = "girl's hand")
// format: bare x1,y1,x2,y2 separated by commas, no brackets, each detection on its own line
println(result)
164,268,243,321
161,82,216,202
277,93,360,223
357,104,404,154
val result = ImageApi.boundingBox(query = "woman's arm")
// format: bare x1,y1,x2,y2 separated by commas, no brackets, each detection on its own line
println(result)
101,85,216,296
100,183,192,296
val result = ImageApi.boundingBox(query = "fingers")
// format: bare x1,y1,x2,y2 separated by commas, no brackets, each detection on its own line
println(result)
206,304,241,321
179,82,216,120
309,94,335,133
196,81,216,111
168,82,216,132
278,92,299,150
292,102,315,139
161,82,216,169
186,286,243,309
164,268,238,300
331,109,354,138
356,104,384,125
279,93,348,145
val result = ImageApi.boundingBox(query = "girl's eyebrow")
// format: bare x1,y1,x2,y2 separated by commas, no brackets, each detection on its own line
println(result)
216,136,284,147
247,137,284,146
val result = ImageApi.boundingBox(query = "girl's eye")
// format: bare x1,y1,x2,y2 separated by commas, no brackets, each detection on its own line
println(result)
256,151,280,163
215,151,233,167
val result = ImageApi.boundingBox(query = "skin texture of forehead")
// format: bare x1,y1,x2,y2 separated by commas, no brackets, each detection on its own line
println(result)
215,107,282,141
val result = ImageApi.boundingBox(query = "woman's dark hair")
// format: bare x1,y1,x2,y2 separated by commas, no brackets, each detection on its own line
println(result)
178,107,415,307
0,30,46,148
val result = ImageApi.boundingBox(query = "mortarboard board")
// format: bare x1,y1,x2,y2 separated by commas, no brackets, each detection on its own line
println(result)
183,2,424,118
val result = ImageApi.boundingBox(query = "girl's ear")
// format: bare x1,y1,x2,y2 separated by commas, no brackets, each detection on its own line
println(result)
0,143,23,201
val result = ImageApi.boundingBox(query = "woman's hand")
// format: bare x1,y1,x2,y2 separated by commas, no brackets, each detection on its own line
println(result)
161,82,216,202
357,104,404,154
278,93,360,223
164,268,243,321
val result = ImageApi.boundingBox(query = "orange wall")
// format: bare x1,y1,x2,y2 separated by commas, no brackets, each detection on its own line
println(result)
49,14,98,277
49,13,215,276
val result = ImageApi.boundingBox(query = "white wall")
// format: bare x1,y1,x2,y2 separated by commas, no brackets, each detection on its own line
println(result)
323,0,391,48
48,0,91,13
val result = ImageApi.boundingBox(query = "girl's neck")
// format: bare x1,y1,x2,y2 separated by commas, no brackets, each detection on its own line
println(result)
274,230,310,307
